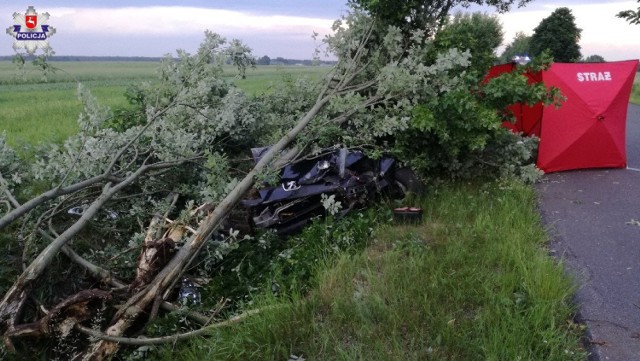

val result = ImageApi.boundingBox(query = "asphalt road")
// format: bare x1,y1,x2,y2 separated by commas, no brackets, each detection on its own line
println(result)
536,104,640,361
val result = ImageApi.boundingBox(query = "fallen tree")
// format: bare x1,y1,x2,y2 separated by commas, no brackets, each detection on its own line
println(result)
0,1,562,359
0,32,264,357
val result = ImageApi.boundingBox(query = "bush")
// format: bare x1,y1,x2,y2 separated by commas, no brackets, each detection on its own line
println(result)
394,54,560,183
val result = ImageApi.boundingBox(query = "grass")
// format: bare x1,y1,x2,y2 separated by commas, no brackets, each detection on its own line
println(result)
0,61,159,85
0,61,328,147
151,181,585,361
0,61,156,147
0,83,128,146
631,72,640,105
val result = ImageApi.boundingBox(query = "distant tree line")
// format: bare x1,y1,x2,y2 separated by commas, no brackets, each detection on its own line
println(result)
0,55,166,62
0,54,338,66
257,55,337,66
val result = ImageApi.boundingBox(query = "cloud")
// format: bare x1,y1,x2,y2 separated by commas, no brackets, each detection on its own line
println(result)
0,5,338,57
49,6,335,38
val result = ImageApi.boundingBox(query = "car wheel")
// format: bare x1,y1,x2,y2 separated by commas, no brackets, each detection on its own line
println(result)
393,167,425,197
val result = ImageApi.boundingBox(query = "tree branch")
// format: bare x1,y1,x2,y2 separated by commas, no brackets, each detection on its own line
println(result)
104,103,176,175
333,79,378,95
75,306,278,346
0,157,196,329
0,173,109,230
0,102,180,232
0,173,20,209
330,94,385,125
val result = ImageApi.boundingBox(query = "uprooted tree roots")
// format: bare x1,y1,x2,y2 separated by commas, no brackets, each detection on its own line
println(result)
0,183,275,359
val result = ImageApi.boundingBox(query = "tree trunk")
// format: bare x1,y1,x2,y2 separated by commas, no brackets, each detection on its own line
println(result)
80,95,332,361
0,160,191,331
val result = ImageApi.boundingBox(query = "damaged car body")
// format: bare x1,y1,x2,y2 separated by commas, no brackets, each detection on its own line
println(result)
240,146,423,235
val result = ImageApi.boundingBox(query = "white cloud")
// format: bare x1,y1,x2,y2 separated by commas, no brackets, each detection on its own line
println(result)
48,6,334,38
0,6,337,57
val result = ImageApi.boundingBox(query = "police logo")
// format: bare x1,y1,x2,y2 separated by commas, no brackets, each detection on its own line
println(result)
6,6,56,55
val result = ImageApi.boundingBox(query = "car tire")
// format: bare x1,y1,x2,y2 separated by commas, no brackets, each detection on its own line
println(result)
393,167,425,197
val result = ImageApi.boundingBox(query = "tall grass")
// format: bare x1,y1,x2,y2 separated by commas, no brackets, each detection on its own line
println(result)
631,72,640,105
150,181,585,361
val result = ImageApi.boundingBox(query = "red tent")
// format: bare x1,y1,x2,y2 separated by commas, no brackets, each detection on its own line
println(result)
485,60,639,173
483,64,544,137
537,60,639,172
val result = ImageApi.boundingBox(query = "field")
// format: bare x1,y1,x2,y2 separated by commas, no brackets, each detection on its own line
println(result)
3,61,639,148
632,72,640,104
0,61,327,147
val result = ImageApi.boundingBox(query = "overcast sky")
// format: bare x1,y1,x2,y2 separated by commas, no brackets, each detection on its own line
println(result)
1,0,638,61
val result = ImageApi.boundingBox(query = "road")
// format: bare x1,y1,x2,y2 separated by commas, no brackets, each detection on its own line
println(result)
536,104,640,361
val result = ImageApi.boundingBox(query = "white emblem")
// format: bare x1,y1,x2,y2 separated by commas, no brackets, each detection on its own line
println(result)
6,6,56,55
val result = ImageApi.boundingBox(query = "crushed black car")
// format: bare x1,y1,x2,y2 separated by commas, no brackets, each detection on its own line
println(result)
240,146,424,235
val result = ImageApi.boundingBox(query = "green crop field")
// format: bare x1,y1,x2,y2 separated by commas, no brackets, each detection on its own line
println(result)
632,72,640,105
3,61,636,148
0,61,328,147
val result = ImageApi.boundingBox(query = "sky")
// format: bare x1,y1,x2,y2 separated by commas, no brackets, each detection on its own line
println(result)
0,0,638,61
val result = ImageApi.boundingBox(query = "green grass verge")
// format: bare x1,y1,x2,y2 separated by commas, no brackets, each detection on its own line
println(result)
150,181,585,361
631,73,640,105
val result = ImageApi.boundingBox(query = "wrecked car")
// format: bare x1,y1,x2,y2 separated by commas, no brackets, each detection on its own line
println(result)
240,146,423,235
